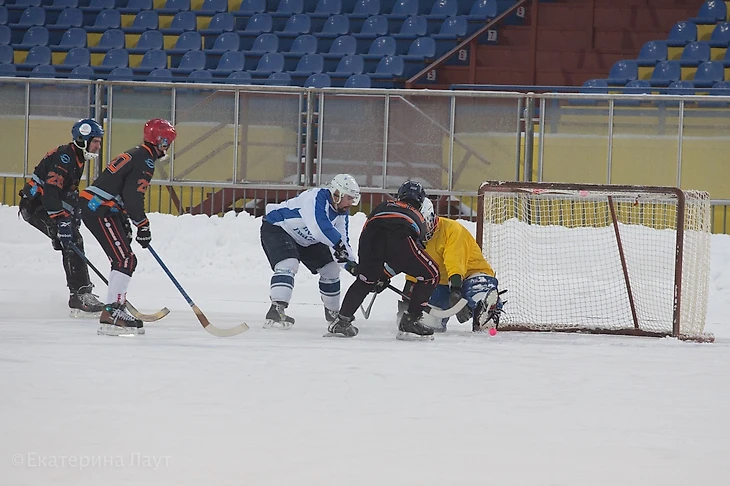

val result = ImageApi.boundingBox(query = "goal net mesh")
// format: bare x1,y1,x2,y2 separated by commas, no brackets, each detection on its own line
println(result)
479,182,711,339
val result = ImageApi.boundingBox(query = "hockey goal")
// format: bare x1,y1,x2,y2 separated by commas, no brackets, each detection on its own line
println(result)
476,181,712,342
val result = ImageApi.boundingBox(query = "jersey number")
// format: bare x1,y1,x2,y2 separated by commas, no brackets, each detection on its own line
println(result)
107,153,132,173
137,178,149,194
46,172,64,189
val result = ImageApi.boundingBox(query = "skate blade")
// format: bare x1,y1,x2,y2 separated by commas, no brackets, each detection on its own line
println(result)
396,331,434,341
263,319,294,330
69,309,102,318
477,291,500,331
97,324,145,336
322,332,356,338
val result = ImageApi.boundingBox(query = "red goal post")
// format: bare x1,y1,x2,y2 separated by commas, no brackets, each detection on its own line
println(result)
476,181,713,342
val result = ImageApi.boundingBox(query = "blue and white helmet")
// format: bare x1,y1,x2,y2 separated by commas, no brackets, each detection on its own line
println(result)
329,173,361,205
71,119,104,162
420,197,437,242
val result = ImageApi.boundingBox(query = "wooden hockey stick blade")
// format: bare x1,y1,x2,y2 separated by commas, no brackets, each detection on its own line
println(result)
125,302,170,322
426,298,468,318
193,304,249,337
359,292,377,319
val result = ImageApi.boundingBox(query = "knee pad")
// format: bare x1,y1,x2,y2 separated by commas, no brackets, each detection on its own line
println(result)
274,258,299,276
317,261,340,283
464,274,498,305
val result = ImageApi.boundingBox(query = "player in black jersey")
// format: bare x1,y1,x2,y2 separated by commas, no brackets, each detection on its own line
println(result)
328,180,440,339
80,118,177,336
18,119,105,317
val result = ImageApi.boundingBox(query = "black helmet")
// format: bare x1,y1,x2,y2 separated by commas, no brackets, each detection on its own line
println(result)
396,180,426,207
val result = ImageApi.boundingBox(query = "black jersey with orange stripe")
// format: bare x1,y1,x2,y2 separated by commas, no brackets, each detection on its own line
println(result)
364,200,429,244
80,142,159,227
19,143,86,220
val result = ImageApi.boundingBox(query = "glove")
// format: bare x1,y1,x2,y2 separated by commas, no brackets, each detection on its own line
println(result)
374,276,391,294
56,216,73,248
333,240,349,263
122,217,133,243
136,223,152,249
344,260,358,276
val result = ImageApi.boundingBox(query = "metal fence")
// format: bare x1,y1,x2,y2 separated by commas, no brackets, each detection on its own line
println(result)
3,77,730,231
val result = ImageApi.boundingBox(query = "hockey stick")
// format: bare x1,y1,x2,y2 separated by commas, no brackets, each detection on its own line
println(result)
359,292,377,319
146,245,249,337
67,242,170,322
387,284,468,318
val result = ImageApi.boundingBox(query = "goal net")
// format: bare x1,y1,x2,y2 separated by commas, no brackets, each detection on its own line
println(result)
477,181,712,341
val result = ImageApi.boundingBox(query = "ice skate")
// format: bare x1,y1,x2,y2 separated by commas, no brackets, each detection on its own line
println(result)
68,287,104,318
324,313,358,338
263,301,295,330
98,302,145,336
396,311,435,341
324,307,339,323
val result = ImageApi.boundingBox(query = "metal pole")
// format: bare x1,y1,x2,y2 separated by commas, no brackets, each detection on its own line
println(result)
523,94,535,182
447,94,456,191
515,97,524,181
170,87,176,182
607,98,615,184
304,89,314,185
23,81,29,178
316,90,325,187
232,89,240,183
676,100,685,187
382,93,390,189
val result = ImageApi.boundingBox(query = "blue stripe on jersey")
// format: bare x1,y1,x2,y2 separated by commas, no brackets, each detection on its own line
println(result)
266,207,301,224
315,189,341,246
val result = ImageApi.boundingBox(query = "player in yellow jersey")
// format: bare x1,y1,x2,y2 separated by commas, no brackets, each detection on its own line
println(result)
400,198,504,333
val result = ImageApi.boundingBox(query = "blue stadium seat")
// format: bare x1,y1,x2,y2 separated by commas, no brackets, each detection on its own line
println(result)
15,45,51,71
679,41,710,67
0,25,8,45
122,0,153,11
326,53,363,84
199,12,235,36
209,50,245,76
289,52,324,84
232,0,266,30
711,80,730,94
344,72,370,87
53,27,86,50
187,69,213,82
87,0,116,9
57,46,90,71
426,0,458,30
693,60,725,87
129,10,159,31
401,36,434,74
709,22,730,48
0,63,16,76
88,28,124,53
167,30,202,55
636,40,667,67
352,0,381,16
239,13,273,50
14,26,49,50
387,0,420,22
362,35,396,69
16,6,45,27
0,7,7,26
208,31,239,54
321,33,356,66
262,71,291,85
51,7,82,28
275,0,304,16
288,33,317,54
432,15,466,55
311,0,341,29
170,49,205,75
107,66,134,80
252,51,285,77
279,13,311,34
667,21,697,48
319,13,349,34
30,64,56,77
147,67,173,81
395,15,427,37
158,0,191,15
225,69,252,83
691,1,727,25
0,43,11,63
569,78,608,105
68,65,94,78
127,30,163,54
358,14,387,35
615,79,652,106
12,0,43,6
87,9,121,32
649,60,681,87
247,32,279,54
134,48,167,73
160,10,197,34
606,60,638,85
97,48,129,74
370,54,403,86
305,72,330,87
198,0,227,15
465,0,497,33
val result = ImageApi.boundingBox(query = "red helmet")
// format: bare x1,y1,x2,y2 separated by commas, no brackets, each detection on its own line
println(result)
143,118,176,152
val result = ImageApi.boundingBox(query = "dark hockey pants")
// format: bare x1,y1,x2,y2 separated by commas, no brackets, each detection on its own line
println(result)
18,195,92,294
81,209,137,276
339,227,439,318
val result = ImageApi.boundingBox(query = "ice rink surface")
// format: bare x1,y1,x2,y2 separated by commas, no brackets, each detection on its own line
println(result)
1,206,729,486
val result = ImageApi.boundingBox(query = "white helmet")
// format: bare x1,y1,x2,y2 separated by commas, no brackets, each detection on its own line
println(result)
421,197,438,242
329,174,361,205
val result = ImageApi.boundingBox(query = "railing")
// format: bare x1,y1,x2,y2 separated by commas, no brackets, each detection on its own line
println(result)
3,77,730,232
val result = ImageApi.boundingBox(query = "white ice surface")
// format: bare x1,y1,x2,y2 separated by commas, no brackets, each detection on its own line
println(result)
1,206,729,486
